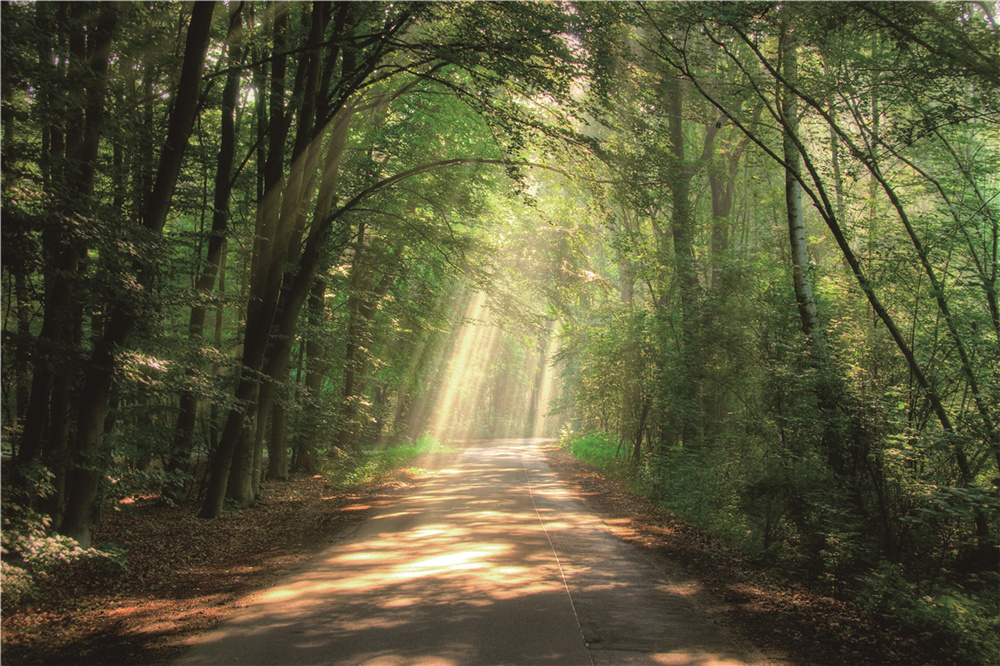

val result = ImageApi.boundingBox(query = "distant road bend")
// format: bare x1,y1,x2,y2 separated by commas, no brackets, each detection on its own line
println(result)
177,439,756,665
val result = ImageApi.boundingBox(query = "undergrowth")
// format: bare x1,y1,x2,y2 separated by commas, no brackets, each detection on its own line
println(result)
1,464,127,609
559,426,1000,666
323,434,456,487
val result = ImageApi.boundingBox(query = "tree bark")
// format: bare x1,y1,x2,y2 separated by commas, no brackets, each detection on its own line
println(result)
780,22,821,339
664,74,700,445
293,278,330,473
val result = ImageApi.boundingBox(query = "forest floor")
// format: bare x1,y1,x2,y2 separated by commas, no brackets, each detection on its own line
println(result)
2,444,931,665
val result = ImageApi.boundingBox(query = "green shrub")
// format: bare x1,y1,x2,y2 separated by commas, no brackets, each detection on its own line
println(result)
323,434,454,487
1,464,127,607
568,430,620,468
861,562,1000,665
1,503,127,607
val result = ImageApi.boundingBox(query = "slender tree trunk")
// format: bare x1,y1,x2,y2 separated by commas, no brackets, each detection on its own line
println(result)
338,223,368,452
707,167,731,293
664,75,700,445
270,400,289,479
780,22,821,339
295,278,330,473
223,8,292,508
2,106,32,433
208,251,227,456
13,269,31,429
18,2,79,473
618,238,643,459
706,110,757,292
823,63,847,225
667,78,698,325
339,267,396,450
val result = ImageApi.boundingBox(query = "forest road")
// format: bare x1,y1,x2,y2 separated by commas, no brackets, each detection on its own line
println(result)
175,440,756,666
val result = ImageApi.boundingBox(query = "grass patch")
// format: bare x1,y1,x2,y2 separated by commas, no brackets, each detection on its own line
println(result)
324,434,457,487
561,429,644,489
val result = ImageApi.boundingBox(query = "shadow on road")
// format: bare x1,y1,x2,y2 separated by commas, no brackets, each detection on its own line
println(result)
176,441,752,665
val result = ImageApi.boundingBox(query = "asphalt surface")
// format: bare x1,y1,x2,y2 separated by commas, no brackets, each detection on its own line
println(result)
176,440,754,665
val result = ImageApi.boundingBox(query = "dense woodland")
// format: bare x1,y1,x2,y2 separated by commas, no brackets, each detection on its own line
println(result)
2,1,998,661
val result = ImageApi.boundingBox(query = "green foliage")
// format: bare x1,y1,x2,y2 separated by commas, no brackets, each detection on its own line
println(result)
860,563,1000,665
1,467,126,607
322,435,455,488
645,447,743,539
566,430,621,469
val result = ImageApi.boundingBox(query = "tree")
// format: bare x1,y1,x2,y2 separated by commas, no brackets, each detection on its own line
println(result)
167,1,245,502
60,1,216,546
778,16,821,339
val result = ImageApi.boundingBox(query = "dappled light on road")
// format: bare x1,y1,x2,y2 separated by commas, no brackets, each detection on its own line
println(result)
177,442,752,666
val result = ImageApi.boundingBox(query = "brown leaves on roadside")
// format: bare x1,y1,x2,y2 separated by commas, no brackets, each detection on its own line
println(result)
1,472,420,666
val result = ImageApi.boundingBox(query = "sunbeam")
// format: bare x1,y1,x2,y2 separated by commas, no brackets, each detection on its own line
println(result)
426,291,502,442
424,290,563,443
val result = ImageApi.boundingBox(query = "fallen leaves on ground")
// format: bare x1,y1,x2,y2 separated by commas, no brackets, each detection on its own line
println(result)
1,469,427,666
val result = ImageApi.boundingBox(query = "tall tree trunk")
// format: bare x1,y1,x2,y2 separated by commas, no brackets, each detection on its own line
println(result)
253,2,332,491
617,233,644,460
13,266,31,430
19,3,113,528
269,399,289,479
167,2,244,502
18,1,78,473
706,109,757,293
208,251,227,456
336,226,396,451
294,278,330,473
2,106,32,434
227,2,333,505
664,75,700,445
338,268,396,451
206,7,353,516
60,2,215,546
338,222,368,452
222,7,292,508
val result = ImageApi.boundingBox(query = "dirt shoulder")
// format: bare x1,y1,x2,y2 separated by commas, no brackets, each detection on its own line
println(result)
3,446,928,665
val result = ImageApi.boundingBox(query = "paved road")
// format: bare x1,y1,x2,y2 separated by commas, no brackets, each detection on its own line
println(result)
177,440,753,665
